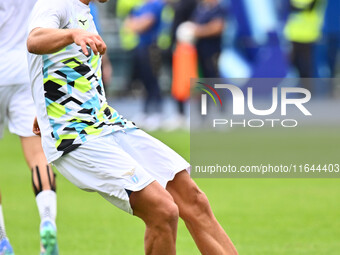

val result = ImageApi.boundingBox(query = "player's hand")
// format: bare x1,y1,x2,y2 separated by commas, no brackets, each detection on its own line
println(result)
71,29,107,56
33,117,41,136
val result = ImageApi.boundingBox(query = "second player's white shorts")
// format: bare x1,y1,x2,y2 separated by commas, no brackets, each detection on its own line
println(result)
0,83,36,139
53,129,191,214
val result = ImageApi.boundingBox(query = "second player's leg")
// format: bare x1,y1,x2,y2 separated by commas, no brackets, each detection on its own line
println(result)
20,136,58,255
20,136,56,193
130,181,179,255
166,171,238,255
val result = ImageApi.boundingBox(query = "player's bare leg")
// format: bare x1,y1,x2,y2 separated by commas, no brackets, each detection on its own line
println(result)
130,181,179,255
167,171,238,255
20,136,56,192
20,136,58,255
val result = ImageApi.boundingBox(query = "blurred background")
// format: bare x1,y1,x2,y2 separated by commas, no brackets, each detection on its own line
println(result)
90,0,340,131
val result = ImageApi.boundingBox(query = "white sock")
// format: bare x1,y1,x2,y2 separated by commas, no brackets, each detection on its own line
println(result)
36,191,57,228
0,205,7,240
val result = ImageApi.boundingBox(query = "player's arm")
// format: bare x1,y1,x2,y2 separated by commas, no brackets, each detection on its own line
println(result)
27,28,106,56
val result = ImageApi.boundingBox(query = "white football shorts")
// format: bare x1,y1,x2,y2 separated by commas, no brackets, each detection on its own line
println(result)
0,83,36,139
53,129,191,214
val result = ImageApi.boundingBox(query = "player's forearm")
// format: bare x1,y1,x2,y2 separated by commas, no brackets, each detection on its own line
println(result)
27,28,77,55
194,19,225,39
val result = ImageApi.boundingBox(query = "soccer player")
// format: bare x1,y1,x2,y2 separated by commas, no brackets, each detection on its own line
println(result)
27,0,238,254
0,1,58,254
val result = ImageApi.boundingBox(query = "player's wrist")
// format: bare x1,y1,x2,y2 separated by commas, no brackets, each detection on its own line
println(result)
69,29,82,43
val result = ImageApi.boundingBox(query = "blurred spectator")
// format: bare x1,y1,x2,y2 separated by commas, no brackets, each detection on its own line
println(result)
117,0,143,18
124,0,165,130
166,0,226,130
167,22,198,131
170,0,198,47
164,0,197,130
192,0,226,77
284,0,324,81
323,0,340,79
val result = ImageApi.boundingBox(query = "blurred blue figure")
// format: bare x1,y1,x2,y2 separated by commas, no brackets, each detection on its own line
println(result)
219,0,288,93
323,0,340,78
124,0,165,130
192,0,226,77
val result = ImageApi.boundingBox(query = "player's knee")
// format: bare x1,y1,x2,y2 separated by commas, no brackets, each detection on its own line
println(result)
195,190,211,214
152,201,179,229
181,187,212,222
31,165,56,196
159,202,179,224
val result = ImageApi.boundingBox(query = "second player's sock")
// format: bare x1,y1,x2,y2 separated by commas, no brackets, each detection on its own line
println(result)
36,190,57,228
0,205,7,241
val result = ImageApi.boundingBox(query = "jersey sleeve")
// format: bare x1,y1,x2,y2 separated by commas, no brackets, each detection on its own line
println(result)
28,0,70,33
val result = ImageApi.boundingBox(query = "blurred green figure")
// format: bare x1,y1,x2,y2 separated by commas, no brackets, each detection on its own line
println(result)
284,0,325,80
117,0,143,18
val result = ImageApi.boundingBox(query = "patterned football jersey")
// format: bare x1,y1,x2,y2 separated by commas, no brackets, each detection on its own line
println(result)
28,0,136,162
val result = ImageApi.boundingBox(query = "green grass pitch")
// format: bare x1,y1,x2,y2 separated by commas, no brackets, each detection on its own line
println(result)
0,129,339,254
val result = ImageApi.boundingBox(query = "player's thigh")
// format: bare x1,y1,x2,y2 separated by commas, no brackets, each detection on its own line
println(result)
117,129,190,188
8,83,36,137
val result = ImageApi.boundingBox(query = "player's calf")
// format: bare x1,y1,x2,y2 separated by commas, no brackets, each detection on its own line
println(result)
167,171,238,255
143,203,179,255
180,188,214,226
31,165,56,196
